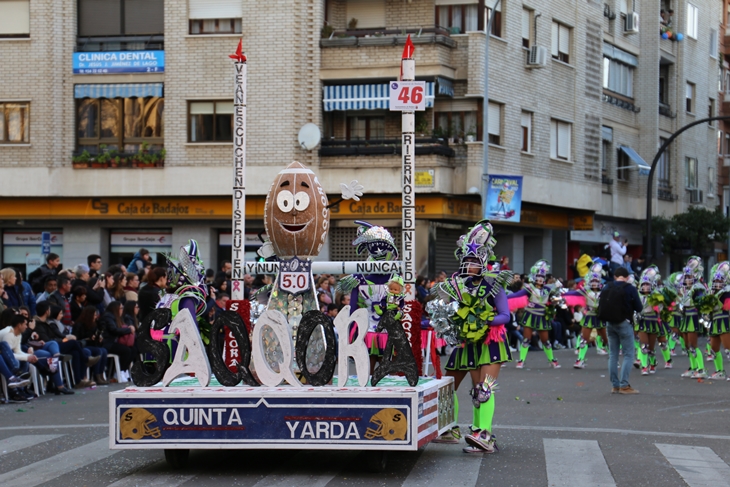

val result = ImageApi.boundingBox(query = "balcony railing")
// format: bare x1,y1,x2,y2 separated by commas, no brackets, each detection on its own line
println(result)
320,25,456,48
319,137,454,157
602,174,614,185
602,93,640,113
658,188,678,201
76,35,164,52
71,148,165,169
659,102,675,118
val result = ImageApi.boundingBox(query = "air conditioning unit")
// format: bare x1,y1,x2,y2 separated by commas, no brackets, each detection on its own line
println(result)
689,188,704,204
526,46,548,68
624,12,639,34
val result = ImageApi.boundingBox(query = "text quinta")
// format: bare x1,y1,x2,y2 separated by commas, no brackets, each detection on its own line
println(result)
163,407,243,426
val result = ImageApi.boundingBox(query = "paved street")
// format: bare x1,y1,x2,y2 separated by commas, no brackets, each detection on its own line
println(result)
1,347,730,487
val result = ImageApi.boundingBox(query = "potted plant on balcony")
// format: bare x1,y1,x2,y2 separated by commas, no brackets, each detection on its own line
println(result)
348,18,358,30
155,148,166,167
72,150,91,169
321,24,334,39
465,126,477,143
91,144,109,168
133,141,151,168
415,113,429,137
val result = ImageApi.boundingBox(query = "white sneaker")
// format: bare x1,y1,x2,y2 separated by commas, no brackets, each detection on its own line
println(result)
681,369,693,378
692,370,708,379
597,348,608,355
709,371,726,380
573,360,585,369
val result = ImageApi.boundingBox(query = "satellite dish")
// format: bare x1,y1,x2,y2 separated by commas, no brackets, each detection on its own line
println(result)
298,123,321,151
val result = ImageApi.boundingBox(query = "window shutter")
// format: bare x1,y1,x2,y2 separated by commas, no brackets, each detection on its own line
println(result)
488,103,500,136
0,1,29,35
435,0,477,5
488,0,501,12
550,121,557,159
189,0,242,19
125,0,163,34
557,122,571,159
78,0,121,36
521,112,531,129
216,101,234,114
619,0,628,15
434,99,477,112
551,22,559,56
558,25,570,54
190,102,215,114
346,0,386,29
521,9,530,40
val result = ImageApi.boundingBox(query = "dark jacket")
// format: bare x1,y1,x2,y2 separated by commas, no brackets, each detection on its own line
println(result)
72,319,103,347
20,281,36,316
28,264,57,294
138,285,162,321
603,280,642,322
46,290,68,309
33,318,66,344
99,311,132,349
72,278,104,307
2,285,24,308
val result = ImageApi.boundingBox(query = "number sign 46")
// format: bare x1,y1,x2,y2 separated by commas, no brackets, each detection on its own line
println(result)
389,81,427,111
280,272,310,294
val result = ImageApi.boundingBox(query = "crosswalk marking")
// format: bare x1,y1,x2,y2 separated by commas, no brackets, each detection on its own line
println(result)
656,444,730,487
0,438,116,487
544,439,616,487
250,450,357,487
106,462,194,487
402,442,482,487
0,435,63,456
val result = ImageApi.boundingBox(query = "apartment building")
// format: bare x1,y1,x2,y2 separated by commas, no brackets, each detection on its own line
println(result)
719,0,730,261
0,0,721,278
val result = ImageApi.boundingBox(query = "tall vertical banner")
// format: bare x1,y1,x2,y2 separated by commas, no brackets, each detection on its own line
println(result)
230,40,247,300
391,36,423,374
486,175,523,223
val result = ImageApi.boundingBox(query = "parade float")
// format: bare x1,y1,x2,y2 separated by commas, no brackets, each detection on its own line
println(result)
109,38,456,471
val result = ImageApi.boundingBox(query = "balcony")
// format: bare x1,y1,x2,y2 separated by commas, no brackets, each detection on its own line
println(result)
76,35,164,52
319,137,454,158
320,26,456,48
658,188,678,201
659,102,675,118
71,147,165,169
602,93,640,113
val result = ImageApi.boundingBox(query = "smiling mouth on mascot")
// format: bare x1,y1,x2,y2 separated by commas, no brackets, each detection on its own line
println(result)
264,161,330,258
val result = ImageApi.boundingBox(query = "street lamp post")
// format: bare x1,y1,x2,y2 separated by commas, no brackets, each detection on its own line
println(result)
481,0,501,219
645,115,730,262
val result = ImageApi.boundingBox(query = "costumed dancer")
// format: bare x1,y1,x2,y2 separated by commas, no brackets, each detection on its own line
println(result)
338,221,400,374
663,272,684,357
635,266,663,375
152,240,209,353
706,262,730,380
678,256,708,379
508,260,562,369
430,220,512,454
564,262,608,369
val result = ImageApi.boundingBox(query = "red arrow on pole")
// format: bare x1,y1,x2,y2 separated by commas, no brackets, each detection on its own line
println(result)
229,39,246,62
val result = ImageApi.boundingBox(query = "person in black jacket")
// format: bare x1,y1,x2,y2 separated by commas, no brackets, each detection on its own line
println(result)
99,301,136,381
73,305,108,385
603,267,643,395
138,267,167,321
33,301,97,388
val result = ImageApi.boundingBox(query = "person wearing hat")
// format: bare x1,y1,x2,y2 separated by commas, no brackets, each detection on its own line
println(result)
608,231,628,278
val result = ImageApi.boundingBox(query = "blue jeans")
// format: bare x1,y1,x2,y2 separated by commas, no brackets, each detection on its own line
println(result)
85,346,107,375
0,341,21,374
0,342,15,379
607,319,635,388
34,349,64,387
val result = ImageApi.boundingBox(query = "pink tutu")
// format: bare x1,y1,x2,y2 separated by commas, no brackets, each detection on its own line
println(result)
421,329,446,350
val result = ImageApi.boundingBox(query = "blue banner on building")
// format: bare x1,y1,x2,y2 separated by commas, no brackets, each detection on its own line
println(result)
73,51,165,74
486,175,523,223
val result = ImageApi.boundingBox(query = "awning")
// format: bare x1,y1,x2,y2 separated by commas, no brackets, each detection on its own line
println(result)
74,83,164,99
323,82,434,111
619,146,650,176
436,77,454,97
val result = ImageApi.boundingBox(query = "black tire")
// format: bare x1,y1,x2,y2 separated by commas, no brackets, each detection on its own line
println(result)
164,449,190,469
363,450,388,473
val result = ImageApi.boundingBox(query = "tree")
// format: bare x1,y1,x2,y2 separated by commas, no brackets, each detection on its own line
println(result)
652,207,730,259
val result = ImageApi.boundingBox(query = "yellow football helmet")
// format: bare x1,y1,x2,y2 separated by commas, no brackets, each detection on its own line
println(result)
364,408,408,441
120,408,162,440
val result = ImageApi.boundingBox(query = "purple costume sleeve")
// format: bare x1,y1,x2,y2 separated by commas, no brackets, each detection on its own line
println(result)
490,288,510,325
507,288,528,299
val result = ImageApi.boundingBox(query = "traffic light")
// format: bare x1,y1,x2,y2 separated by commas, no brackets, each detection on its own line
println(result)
654,235,664,259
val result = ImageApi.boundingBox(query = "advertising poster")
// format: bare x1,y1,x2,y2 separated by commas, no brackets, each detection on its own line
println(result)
487,175,523,222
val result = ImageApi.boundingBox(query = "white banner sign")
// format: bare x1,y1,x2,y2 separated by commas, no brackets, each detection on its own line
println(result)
389,81,426,111
110,232,172,247
3,232,63,246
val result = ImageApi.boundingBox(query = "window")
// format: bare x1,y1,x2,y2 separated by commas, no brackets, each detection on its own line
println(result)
719,131,723,156
190,19,241,34
686,3,698,39
724,187,730,217
617,149,631,181
189,0,242,35
710,28,718,58
188,101,233,142
601,126,612,178
726,71,730,95
603,58,634,98
487,102,501,145
520,111,532,152
347,0,385,29
658,137,670,188
659,65,670,105
550,119,571,161
686,82,695,113
485,0,502,37
436,3,479,34
78,0,164,37
347,115,384,140
435,109,478,141
521,8,531,48
709,166,716,197
0,102,29,143
685,157,698,188
0,0,29,38
551,22,570,64
76,97,164,152
709,98,716,125
726,133,730,155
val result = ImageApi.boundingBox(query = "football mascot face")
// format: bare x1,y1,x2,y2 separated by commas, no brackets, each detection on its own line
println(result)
264,161,330,258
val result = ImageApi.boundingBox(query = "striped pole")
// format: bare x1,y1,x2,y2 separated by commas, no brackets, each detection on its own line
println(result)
401,36,416,301
230,40,247,300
